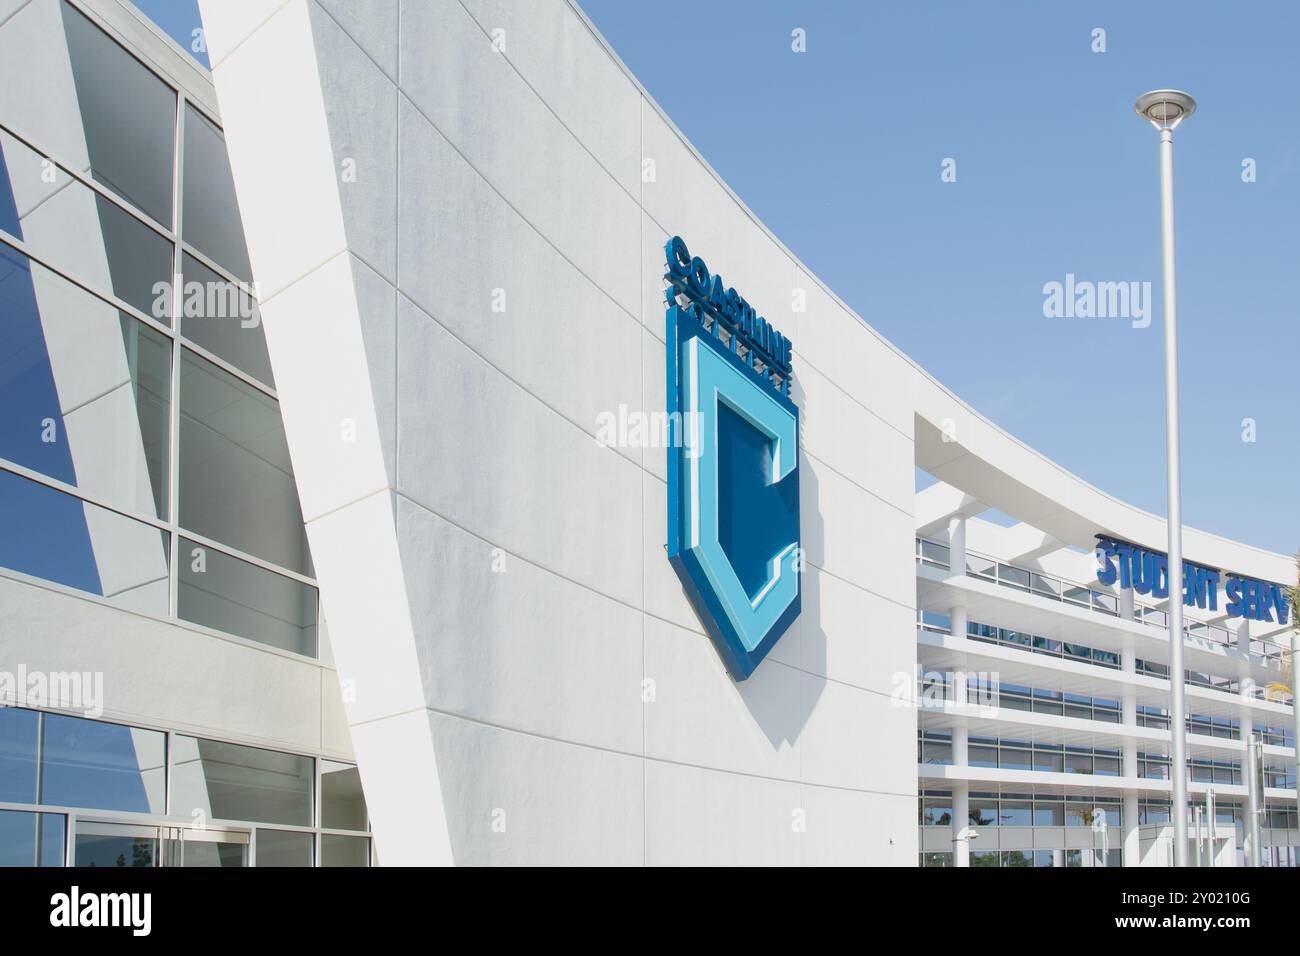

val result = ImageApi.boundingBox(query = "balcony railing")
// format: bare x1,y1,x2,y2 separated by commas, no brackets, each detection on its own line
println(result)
915,536,1288,663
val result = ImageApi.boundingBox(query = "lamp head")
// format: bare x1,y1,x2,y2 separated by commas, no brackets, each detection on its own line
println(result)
1134,90,1197,130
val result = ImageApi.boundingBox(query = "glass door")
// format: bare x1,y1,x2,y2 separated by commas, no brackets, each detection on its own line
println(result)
74,820,248,867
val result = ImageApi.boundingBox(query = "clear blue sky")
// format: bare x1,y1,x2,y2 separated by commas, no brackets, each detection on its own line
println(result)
580,0,1299,557
144,1,1298,556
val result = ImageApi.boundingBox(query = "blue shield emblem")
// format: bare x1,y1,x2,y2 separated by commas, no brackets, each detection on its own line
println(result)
665,296,801,681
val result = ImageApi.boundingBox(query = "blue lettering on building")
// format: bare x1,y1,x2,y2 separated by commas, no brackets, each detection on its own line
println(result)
1095,534,1289,624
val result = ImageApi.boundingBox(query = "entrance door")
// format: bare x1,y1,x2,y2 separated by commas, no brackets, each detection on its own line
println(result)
74,820,249,867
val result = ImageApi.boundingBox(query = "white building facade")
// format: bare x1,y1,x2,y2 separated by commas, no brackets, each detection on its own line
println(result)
0,0,1293,867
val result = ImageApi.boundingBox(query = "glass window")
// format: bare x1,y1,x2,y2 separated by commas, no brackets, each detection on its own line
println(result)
179,349,310,575
39,714,166,813
1065,804,1094,827
921,851,952,867
1000,746,1032,772
0,810,64,866
177,537,317,656
182,107,251,281
181,837,247,868
999,800,1033,826
1002,850,1033,867
171,736,312,826
0,132,174,319
321,761,367,831
969,745,998,769
0,468,170,614
1094,755,1121,777
255,828,312,867
1064,752,1093,775
0,248,171,519
971,850,1000,867
0,706,38,803
60,2,176,226
1034,801,1064,826
970,800,997,826
1142,803,1171,824
74,825,156,868
920,737,952,765
321,834,369,867
179,253,271,385
921,796,952,827
1033,749,1064,773
1031,689,1063,716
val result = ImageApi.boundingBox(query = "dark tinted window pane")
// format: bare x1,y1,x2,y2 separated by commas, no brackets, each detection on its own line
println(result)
171,736,312,826
95,195,174,317
321,834,369,867
182,107,251,280
0,130,173,319
255,829,312,867
0,707,38,803
178,537,317,656
74,832,156,868
321,762,366,830
181,838,246,868
40,714,166,813
116,315,171,519
180,253,271,384
0,468,170,613
179,350,310,574
61,2,175,225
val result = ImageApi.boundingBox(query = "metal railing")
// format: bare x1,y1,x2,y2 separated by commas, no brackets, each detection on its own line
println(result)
915,536,1288,663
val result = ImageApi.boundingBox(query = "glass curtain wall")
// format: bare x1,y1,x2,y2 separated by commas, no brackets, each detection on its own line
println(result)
0,0,316,657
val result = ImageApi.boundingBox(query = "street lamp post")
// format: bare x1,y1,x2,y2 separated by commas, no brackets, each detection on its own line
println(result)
1134,89,1197,867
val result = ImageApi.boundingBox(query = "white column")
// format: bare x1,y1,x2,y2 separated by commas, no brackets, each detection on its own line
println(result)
952,783,970,868
1235,619,1251,655
946,517,971,868
948,516,966,575
1240,707,1256,865
951,643,970,867
950,605,968,643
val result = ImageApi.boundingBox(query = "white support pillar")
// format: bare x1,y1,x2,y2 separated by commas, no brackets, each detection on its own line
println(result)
950,605,968,643
1235,619,1251,655
945,519,970,870
952,783,971,868
951,648,970,868
948,516,966,576
1240,707,1257,866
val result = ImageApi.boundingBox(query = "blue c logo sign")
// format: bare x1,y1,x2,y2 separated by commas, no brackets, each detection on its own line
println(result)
664,239,800,679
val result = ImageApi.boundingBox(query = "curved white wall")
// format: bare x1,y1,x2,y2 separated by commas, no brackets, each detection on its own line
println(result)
201,0,1292,865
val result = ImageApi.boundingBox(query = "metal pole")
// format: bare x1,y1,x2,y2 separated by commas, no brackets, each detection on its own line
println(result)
1193,804,1203,867
1246,732,1263,866
1158,124,1190,866
1292,632,1300,830
1206,788,1216,868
